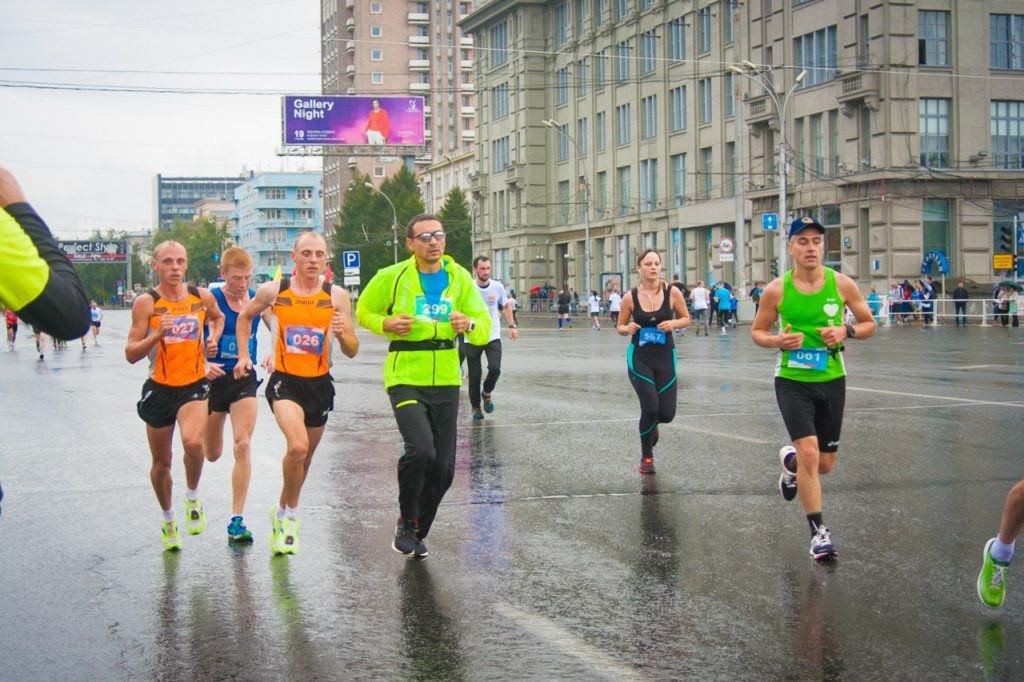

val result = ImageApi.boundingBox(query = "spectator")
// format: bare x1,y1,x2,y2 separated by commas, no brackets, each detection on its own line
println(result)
952,281,969,327
866,287,881,323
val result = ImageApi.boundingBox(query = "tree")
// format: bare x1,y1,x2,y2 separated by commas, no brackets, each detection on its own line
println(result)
152,217,231,285
72,230,148,306
437,186,472,267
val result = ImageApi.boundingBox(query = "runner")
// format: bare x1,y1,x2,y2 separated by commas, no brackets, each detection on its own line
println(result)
87,300,103,346
203,248,274,543
465,255,518,421
616,249,690,475
5,308,17,350
978,478,1024,608
689,281,710,336
588,290,602,330
750,216,876,562
356,214,490,559
608,288,622,326
556,288,572,330
234,232,358,556
125,240,225,551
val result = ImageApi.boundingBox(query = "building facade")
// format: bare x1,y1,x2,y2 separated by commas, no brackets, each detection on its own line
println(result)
153,175,245,231
462,0,1024,297
232,172,324,281
320,0,478,234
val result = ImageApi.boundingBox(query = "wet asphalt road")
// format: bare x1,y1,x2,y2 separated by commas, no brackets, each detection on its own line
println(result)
1,311,1022,681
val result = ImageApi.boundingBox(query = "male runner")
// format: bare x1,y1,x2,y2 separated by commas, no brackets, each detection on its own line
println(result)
689,281,710,336
234,232,358,555
465,255,518,421
203,248,274,543
356,214,490,559
750,216,876,561
126,240,225,551
608,288,622,326
978,478,1024,608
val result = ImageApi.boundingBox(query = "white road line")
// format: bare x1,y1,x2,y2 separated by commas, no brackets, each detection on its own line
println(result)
674,425,771,444
844,385,1024,407
493,602,646,682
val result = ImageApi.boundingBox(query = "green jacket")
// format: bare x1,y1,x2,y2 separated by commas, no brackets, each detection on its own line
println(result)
356,255,490,389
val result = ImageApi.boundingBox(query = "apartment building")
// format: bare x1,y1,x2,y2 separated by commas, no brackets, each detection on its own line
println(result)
321,0,478,232
462,0,1024,296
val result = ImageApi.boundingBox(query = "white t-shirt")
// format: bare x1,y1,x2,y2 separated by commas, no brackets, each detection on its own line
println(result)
608,292,622,312
588,295,601,313
474,278,508,343
691,286,709,310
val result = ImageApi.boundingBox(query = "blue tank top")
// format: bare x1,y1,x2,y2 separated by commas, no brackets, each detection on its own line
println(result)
207,286,258,371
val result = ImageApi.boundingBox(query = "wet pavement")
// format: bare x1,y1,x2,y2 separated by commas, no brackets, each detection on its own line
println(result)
1,312,1022,680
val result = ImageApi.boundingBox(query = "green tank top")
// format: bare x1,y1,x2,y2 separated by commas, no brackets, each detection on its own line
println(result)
776,267,846,382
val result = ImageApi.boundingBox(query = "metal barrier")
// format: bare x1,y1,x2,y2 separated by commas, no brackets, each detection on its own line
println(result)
878,296,1014,327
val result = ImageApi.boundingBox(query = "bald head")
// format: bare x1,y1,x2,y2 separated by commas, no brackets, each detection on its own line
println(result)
153,240,186,260
293,231,327,251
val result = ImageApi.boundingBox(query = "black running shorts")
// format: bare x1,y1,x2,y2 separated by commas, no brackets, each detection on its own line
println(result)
774,376,846,453
208,372,261,413
137,378,210,429
264,371,335,428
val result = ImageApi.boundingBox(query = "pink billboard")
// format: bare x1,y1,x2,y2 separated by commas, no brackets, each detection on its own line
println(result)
282,96,426,146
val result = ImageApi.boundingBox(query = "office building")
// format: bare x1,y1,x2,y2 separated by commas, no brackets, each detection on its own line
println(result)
153,175,245,231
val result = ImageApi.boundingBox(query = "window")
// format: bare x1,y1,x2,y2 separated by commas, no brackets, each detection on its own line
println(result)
670,85,686,131
995,201,1024,253
490,21,509,66
595,0,605,28
668,18,686,62
617,165,632,215
557,124,570,161
640,95,657,139
615,104,631,145
577,59,588,97
558,180,570,222
370,1,382,12
700,147,713,200
857,14,869,67
724,72,735,118
639,159,658,212
795,118,805,183
575,0,586,37
820,205,841,270
370,25,383,37
297,188,313,200
555,3,568,47
919,98,950,168
595,50,607,89
640,30,657,74
370,48,383,61
556,67,569,105
371,71,384,84
671,153,687,206
793,25,837,88
918,11,950,67
265,188,286,200
722,142,734,197
992,101,1024,168
577,118,589,155
596,171,608,215
991,15,1024,70
810,114,824,176
616,41,631,82
614,0,629,22
492,136,510,171
264,209,284,220
640,0,653,10
829,109,840,176
922,200,951,265
492,82,509,118
724,2,734,44
698,7,711,53
596,111,607,151
859,108,872,167
699,78,712,124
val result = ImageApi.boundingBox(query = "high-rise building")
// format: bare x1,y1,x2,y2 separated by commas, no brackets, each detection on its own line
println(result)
153,175,245,231
462,0,1024,296
320,0,478,235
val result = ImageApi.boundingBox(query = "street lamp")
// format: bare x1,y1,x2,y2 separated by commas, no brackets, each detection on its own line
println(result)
442,153,475,259
365,181,399,264
728,64,806,273
542,118,591,295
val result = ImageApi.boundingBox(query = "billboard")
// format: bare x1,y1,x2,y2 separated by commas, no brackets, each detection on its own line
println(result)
283,96,426,146
58,240,129,263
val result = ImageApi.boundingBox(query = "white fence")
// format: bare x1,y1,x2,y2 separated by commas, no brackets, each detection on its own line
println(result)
875,296,1018,327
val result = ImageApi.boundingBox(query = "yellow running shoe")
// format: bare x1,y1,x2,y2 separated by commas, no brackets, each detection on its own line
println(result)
280,516,300,555
184,497,207,535
269,505,286,555
161,520,182,551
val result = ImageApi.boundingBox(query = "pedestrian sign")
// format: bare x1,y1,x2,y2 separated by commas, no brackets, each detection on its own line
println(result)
342,251,360,269
762,213,779,232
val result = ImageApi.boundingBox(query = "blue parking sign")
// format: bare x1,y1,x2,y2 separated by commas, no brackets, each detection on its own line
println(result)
342,251,360,269
762,213,779,231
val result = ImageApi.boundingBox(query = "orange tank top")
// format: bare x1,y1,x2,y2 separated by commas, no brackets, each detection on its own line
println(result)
273,278,334,378
148,285,207,386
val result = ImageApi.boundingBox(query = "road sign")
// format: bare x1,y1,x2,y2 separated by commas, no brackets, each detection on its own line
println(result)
762,213,779,231
342,251,360,269
1017,226,1024,249
719,237,735,254
720,253,735,262
993,254,1013,270
343,274,360,286
343,267,360,277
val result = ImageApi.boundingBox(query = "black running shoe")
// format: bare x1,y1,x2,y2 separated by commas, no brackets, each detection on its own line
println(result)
393,520,417,556
413,528,428,560
778,446,798,501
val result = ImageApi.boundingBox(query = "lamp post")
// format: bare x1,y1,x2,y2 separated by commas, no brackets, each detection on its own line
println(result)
727,63,806,273
366,181,398,264
443,154,476,260
543,118,591,295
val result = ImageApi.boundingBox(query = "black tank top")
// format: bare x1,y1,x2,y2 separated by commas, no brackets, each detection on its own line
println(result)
630,285,674,349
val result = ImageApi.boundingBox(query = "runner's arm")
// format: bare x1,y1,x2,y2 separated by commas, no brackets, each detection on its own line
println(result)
331,285,359,358
750,279,785,348
616,294,638,336
236,282,278,367
200,287,225,345
661,287,691,331
124,294,161,364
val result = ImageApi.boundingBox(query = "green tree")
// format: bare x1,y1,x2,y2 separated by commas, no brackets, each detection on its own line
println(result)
436,186,472,267
72,232,149,306
152,217,231,285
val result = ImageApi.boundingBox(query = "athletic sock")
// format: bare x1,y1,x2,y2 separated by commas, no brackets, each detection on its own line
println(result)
275,506,286,521
807,512,824,535
162,509,175,523
185,488,198,502
284,505,298,520
991,538,1016,564
558,319,563,329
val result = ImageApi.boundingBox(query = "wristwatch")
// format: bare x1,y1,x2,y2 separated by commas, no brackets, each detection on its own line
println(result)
844,323,857,339
508,324,517,329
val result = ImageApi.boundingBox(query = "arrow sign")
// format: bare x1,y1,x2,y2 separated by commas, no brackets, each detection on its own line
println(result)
342,251,360,269
762,213,779,232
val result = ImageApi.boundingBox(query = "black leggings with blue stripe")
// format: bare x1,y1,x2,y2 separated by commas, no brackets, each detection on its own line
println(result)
627,344,678,457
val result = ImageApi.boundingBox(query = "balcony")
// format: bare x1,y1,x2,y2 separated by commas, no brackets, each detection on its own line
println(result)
346,86,356,95
345,40,355,53
460,36,473,46
407,12,429,24
462,130,476,140
409,59,430,71
424,129,433,139
414,154,432,165
461,105,475,116
504,163,524,186
345,65,356,78
460,59,473,70
743,92,778,130
423,104,431,115
410,82,431,92
347,157,357,168
409,35,429,45
344,18,355,31
837,70,881,114
345,0,354,7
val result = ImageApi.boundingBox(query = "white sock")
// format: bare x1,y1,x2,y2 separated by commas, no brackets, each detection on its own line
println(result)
285,505,298,519
162,509,175,523
991,537,1015,564
275,506,286,520
185,488,198,502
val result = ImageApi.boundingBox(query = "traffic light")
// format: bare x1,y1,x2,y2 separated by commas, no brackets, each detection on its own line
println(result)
769,257,779,277
999,226,1013,253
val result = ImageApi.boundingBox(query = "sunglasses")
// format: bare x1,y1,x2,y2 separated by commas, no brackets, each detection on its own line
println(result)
411,230,446,243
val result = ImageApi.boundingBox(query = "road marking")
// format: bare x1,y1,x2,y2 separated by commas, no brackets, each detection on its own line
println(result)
844,385,1024,407
493,602,646,681
674,425,770,444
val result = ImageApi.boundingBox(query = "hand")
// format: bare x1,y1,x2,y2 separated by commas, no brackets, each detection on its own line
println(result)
154,315,175,338
204,336,219,358
777,324,804,350
448,311,470,334
656,321,674,332
817,325,846,346
0,166,27,206
206,362,226,381
508,327,519,341
260,354,275,374
331,311,347,336
233,357,253,379
623,322,641,335
385,313,413,336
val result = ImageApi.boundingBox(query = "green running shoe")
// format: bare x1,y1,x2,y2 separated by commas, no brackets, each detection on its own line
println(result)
978,538,1010,608
269,505,285,555
161,520,182,551
184,497,207,535
227,515,253,543
280,516,300,555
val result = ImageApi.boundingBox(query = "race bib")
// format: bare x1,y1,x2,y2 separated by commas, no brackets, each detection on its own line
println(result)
165,315,200,344
219,333,239,359
285,324,325,355
638,328,667,346
787,348,828,371
415,296,452,322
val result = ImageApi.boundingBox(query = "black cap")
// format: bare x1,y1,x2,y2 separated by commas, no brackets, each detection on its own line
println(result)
788,216,825,238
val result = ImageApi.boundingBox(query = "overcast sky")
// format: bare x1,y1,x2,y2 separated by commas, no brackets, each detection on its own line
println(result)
1,0,323,238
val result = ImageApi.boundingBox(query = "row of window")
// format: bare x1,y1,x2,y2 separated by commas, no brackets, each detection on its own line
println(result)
919,12,1024,70
914,100,1024,169
553,1,730,52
